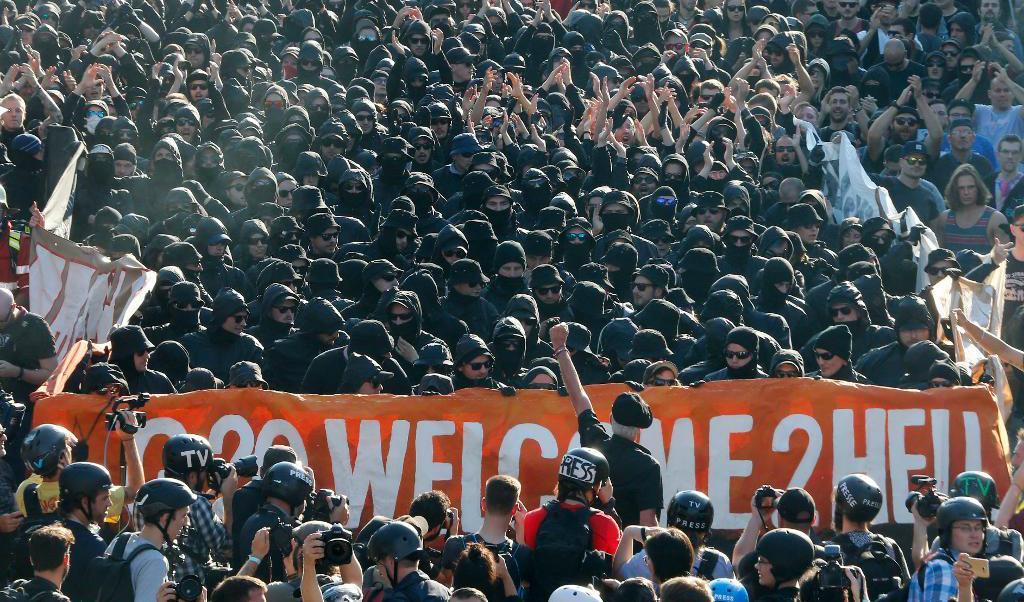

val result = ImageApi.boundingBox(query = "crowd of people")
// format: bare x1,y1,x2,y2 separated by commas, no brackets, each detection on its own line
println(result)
0,0,1020,596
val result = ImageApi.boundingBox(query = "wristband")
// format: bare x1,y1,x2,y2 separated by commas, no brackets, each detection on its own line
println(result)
553,347,569,356
247,555,263,564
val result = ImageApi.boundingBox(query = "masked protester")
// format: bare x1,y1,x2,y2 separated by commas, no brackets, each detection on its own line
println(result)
375,289,442,381
144,281,205,346
244,283,299,349
181,288,264,382
264,298,345,392
705,326,769,380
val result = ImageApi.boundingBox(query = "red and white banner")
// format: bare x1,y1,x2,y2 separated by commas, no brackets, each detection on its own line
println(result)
29,227,155,361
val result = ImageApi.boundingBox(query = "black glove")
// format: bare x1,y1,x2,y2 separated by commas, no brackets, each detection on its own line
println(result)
499,385,517,397
625,380,644,392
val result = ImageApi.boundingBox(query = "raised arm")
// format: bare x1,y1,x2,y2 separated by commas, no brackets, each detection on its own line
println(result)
550,322,594,416
953,308,1024,370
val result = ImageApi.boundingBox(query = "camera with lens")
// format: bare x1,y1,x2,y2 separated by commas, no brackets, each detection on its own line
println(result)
0,391,24,430
818,545,850,589
169,574,203,601
201,563,233,591
207,455,258,490
104,393,149,435
270,517,295,553
307,488,347,523
754,484,784,510
321,523,354,565
904,475,947,519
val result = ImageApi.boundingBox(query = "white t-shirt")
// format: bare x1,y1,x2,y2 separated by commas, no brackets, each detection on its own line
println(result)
104,533,169,602
621,547,734,581
975,104,1024,143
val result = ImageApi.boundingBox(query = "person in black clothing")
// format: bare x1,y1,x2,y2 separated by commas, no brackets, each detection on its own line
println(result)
107,325,177,394
181,288,264,383
375,289,442,382
451,334,513,393
144,280,204,346
367,520,452,602
807,324,871,383
444,259,499,339
550,322,663,528
263,297,345,392
235,461,313,583
856,297,934,386
229,445,298,557
342,259,400,321
244,283,299,349
12,524,75,601
705,326,769,381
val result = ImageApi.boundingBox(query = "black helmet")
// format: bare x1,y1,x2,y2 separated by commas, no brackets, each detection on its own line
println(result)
367,521,423,563
261,461,314,509
162,434,213,480
59,462,112,504
22,424,76,476
557,447,610,489
978,556,1024,601
937,496,989,545
951,471,1000,512
999,577,1024,601
136,478,197,519
667,490,714,532
835,474,883,522
754,528,815,583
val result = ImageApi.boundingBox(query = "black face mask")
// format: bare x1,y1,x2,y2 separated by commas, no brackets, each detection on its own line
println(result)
309,106,329,128
493,344,524,372
482,206,511,234
563,242,590,262
601,213,631,233
380,155,408,175
608,269,632,290
407,188,434,214
278,139,307,169
169,305,200,329
649,197,676,221
152,157,181,182
87,157,115,187
522,184,550,213
724,242,753,260
248,182,276,206
494,274,526,293
195,163,222,183
564,173,583,196
389,316,418,339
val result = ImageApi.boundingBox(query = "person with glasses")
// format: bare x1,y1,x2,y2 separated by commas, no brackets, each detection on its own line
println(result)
243,283,298,349
769,349,804,378
144,280,205,346
303,212,340,260
444,258,500,339
375,288,442,379
182,288,263,383
855,296,934,386
530,264,572,322
264,297,345,392
802,282,893,366
641,360,679,386
805,324,870,382
909,497,989,602
705,326,767,380
193,216,254,300
408,126,438,173
433,133,484,200
108,325,177,394
872,141,945,226
449,334,507,392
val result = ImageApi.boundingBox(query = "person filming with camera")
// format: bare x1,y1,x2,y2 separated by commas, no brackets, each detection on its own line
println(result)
162,434,239,583
235,461,313,583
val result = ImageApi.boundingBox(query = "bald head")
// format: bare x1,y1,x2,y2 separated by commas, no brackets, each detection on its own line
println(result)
0,288,14,321
884,39,906,65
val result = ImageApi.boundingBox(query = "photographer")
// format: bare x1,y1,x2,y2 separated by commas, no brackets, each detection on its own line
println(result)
617,491,732,580
908,497,989,601
752,529,817,602
366,520,451,602
410,490,458,578
798,546,867,602
235,461,313,582
231,445,298,548
163,434,238,582
734,488,821,569
613,527,693,586
59,462,119,601
104,478,199,602
831,474,909,599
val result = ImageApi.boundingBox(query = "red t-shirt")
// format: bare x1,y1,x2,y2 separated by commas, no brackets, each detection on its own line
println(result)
521,501,621,555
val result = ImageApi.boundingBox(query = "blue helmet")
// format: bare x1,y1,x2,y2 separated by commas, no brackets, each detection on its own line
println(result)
709,578,749,602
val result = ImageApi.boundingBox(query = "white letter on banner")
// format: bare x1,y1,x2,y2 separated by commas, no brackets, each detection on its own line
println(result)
658,419,696,514
498,424,559,478
930,410,950,491
462,423,484,533
888,409,927,523
325,419,410,527
833,409,888,523
963,412,982,471
414,421,456,495
255,420,308,464
135,417,187,475
772,415,822,489
708,415,753,529
208,415,255,462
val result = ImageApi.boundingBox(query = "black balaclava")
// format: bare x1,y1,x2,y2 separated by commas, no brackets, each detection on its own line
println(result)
491,317,527,380
759,257,796,309
648,185,677,221
725,326,760,379
167,281,202,330
86,145,115,188
520,169,553,216
491,241,528,297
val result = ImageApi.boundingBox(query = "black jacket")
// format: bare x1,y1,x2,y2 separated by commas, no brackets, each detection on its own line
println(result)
182,328,264,382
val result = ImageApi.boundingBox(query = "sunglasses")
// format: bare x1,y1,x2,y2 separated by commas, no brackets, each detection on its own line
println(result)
944,49,961,57
231,314,249,324
665,42,685,50
443,247,468,258
634,176,658,185
929,380,954,388
396,230,412,240
925,266,950,275
894,117,918,126
176,118,198,127
265,100,286,110
632,282,650,291
536,285,561,295
321,139,345,148
320,231,340,240
174,301,201,310
838,1,858,6
278,188,294,196
728,235,753,245
776,146,795,153
414,142,433,151
274,305,297,314
904,155,927,166
189,82,208,91
342,183,366,193
409,36,429,44
697,207,722,216
831,306,854,317
86,109,106,118
775,370,801,378
356,113,374,122
468,360,493,370
808,30,826,38
726,4,744,10
724,350,751,360
432,118,452,125
815,351,836,361
652,377,677,386
389,312,413,323
300,59,319,67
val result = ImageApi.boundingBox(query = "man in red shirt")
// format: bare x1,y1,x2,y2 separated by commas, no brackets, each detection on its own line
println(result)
519,446,621,602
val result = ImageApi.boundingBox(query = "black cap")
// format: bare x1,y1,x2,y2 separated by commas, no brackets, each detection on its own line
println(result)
447,258,489,285
109,325,155,356
777,488,816,524
814,324,852,361
343,353,394,388
611,392,653,428
901,141,929,159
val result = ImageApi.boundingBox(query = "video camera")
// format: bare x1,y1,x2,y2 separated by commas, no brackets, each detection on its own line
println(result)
811,545,852,602
104,393,149,435
0,391,24,431
207,455,258,491
306,488,347,523
905,475,947,519
755,484,785,510
168,574,203,601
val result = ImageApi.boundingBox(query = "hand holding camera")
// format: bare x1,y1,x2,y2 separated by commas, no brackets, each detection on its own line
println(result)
905,475,946,521
105,393,149,437
207,454,257,493
158,576,206,602
753,484,784,512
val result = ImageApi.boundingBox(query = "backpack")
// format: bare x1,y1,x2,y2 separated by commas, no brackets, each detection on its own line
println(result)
834,533,905,599
529,501,596,602
11,484,61,580
89,532,160,602
0,581,48,602
875,551,955,602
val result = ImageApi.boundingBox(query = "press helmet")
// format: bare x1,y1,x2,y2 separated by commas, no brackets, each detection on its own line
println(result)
261,461,314,510
709,578,749,602
667,490,714,532
366,520,423,564
557,447,610,489
136,478,197,521
950,471,1000,513
834,474,884,522
162,434,214,480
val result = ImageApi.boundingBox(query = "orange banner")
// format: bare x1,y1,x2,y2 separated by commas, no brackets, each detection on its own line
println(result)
34,380,1010,532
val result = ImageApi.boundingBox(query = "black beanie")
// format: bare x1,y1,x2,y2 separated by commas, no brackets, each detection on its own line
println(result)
814,324,852,361
493,240,527,270
725,326,759,354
